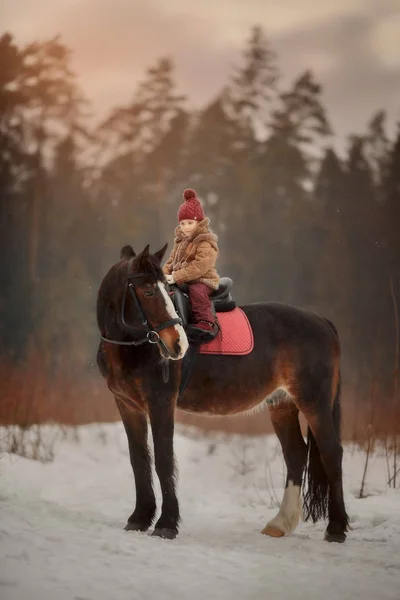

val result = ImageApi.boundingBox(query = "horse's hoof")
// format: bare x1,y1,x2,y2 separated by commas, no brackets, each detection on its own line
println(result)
124,522,149,532
152,527,178,540
261,525,285,538
324,530,346,543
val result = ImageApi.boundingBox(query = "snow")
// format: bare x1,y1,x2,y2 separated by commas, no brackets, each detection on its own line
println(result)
1,422,400,600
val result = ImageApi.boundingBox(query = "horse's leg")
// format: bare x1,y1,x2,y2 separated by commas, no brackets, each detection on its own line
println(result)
262,403,307,537
303,405,349,543
116,397,156,532
148,398,179,539
297,367,348,543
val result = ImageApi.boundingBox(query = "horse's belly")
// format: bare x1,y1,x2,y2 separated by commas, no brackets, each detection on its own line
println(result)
177,366,273,416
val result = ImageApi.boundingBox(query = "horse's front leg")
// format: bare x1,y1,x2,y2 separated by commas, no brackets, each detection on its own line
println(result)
148,396,180,539
116,397,156,532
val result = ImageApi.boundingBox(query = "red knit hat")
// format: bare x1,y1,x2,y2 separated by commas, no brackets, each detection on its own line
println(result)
178,188,205,222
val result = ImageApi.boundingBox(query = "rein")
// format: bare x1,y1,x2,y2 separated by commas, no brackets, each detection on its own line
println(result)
100,270,182,382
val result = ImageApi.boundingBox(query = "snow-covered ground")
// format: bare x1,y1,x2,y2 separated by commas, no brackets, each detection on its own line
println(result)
1,422,399,600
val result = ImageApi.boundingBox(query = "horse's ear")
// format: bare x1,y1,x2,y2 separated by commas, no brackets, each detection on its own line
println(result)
153,243,168,264
137,244,150,269
120,245,136,260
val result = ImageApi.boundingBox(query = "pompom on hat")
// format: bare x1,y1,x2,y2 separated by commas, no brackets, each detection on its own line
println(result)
178,188,205,222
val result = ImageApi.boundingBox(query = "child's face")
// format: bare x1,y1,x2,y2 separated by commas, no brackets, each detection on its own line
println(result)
180,219,198,236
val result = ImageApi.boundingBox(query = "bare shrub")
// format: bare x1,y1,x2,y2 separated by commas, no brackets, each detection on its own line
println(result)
0,346,119,460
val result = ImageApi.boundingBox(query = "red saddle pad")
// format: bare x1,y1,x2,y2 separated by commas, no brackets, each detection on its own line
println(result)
199,307,254,355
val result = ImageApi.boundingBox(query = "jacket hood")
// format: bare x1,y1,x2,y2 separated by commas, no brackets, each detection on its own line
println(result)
174,218,218,250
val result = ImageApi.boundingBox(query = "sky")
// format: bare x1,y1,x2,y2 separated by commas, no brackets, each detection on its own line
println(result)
2,0,400,145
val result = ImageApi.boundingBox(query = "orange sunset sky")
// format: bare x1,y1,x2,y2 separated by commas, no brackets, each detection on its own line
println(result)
2,0,400,142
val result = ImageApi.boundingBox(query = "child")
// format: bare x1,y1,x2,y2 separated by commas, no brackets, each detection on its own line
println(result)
163,188,219,335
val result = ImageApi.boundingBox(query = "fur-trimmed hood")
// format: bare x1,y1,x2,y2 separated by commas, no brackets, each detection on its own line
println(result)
174,218,218,250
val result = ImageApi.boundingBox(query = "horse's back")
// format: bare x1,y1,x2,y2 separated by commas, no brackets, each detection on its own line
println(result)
238,301,339,347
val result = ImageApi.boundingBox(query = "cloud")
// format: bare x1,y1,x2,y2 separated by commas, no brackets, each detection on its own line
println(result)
2,0,399,142
272,7,400,142
158,0,372,38
371,13,400,69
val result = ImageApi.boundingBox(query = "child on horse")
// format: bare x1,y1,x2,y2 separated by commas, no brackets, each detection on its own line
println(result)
163,188,219,336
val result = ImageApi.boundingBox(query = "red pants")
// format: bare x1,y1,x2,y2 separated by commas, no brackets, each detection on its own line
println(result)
188,283,214,324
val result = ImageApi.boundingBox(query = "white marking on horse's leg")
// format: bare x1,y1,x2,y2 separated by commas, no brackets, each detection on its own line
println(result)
157,282,189,358
262,481,302,536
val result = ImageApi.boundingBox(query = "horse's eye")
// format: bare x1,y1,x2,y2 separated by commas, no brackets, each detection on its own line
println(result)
143,289,156,298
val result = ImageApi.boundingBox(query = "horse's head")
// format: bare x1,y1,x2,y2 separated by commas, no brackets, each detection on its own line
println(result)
97,243,189,361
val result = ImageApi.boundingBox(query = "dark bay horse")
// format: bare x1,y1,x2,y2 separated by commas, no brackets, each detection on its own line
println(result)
96,244,349,543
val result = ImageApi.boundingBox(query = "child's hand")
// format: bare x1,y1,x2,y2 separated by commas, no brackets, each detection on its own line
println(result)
165,274,175,284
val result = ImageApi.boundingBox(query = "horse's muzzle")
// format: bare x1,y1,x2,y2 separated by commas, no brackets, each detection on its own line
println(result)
159,325,188,360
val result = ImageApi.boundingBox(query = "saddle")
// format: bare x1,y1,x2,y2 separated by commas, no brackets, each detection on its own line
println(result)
170,277,236,334
170,278,253,396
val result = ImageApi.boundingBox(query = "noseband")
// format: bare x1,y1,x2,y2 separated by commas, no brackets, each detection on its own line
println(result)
100,271,182,358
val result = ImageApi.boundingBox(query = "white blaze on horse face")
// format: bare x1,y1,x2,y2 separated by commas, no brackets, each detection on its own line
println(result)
157,282,189,359
264,481,302,535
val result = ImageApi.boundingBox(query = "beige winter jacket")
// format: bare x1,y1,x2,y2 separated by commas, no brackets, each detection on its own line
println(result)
162,218,220,290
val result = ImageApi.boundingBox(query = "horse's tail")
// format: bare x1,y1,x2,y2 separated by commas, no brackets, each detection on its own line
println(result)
324,316,342,445
302,318,342,523
302,429,329,523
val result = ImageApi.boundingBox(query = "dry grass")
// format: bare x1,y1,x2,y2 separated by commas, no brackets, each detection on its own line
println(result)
0,352,118,427
341,378,400,445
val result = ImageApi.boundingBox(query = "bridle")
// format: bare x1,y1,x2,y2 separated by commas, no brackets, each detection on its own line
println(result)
100,270,182,360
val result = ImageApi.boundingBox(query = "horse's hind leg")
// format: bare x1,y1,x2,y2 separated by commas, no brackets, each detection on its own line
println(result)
303,405,349,543
262,403,307,537
116,398,156,532
298,365,349,543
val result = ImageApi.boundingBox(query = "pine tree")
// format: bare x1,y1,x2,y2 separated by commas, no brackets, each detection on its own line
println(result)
312,148,351,339
0,33,32,191
343,136,381,372
228,25,278,142
18,36,88,282
242,70,332,304
0,35,88,356
271,69,331,168
96,57,187,250
211,24,280,288
364,110,390,199
344,136,376,238
383,125,400,281
46,134,88,272
182,94,237,222
98,57,185,162
314,148,345,211
381,125,400,395
146,108,191,242
135,57,186,153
